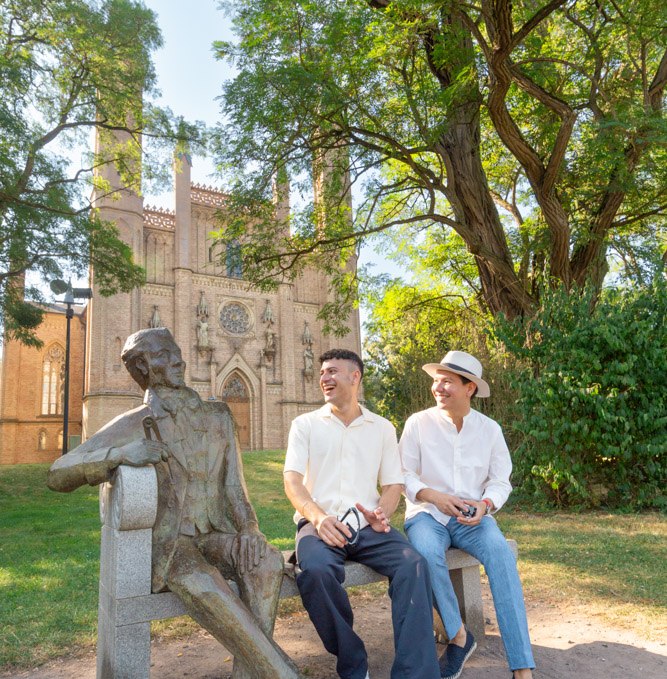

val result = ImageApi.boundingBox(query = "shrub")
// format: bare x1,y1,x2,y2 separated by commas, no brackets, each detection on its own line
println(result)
493,280,667,510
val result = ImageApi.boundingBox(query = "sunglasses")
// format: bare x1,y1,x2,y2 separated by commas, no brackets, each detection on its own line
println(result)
338,506,361,546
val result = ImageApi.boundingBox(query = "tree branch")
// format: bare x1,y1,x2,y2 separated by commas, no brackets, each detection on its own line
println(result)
509,0,569,55
612,203,667,229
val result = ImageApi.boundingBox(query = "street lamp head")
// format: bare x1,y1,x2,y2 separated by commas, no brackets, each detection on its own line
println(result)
63,281,74,305
72,287,93,299
50,278,93,305
50,279,68,295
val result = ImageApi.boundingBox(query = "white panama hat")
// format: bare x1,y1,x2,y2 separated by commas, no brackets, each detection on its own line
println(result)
422,350,491,398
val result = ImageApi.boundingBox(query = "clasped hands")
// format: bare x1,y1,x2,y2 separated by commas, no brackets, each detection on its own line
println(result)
434,493,487,526
315,502,390,548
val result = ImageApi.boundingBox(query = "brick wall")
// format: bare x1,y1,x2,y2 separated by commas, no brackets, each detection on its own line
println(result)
0,308,86,465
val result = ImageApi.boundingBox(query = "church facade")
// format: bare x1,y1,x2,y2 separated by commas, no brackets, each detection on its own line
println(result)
0,304,86,464
0,153,360,464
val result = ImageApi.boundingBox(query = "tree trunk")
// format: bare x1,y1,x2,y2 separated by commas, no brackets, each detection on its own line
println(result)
422,16,533,319
437,110,533,318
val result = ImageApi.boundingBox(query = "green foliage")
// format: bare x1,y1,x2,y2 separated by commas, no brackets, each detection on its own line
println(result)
0,0,204,344
493,280,667,509
214,0,667,323
364,283,454,429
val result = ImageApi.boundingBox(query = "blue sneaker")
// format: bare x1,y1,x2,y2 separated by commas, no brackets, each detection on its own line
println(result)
439,629,476,679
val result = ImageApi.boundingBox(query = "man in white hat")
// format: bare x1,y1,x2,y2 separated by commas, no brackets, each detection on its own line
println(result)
399,351,534,679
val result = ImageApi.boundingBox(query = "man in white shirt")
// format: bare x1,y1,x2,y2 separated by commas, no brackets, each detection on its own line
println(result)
284,349,440,679
400,351,534,679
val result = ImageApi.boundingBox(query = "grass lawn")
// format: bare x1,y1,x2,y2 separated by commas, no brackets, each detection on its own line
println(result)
1,453,666,671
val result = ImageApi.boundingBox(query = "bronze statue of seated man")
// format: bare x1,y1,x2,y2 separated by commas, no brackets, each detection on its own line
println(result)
48,327,301,679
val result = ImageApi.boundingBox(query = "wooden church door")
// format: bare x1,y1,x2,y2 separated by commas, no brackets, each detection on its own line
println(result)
221,373,251,450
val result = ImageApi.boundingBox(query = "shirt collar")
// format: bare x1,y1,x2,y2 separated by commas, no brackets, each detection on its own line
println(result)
437,407,475,427
319,402,375,425
144,387,201,417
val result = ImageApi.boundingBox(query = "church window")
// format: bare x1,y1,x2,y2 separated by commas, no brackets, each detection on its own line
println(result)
222,375,248,399
42,344,65,415
225,240,243,278
57,430,63,450
38,430,47,450
219,302,251,335
113,337,122,368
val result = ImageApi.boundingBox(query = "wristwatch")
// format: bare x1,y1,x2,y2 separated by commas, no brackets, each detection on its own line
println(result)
482,498,493,515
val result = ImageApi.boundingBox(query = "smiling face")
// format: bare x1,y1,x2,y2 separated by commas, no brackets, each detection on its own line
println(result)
431,370,476,414
319,358,360,409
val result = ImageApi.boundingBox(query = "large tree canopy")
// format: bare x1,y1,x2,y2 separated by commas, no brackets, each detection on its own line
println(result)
214,0,666,322
0,0,201,345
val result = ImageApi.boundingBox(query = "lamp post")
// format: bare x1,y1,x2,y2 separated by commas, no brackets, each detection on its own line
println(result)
50,279,93,455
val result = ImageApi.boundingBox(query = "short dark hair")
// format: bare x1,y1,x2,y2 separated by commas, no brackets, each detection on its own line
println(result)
458,374,478,398
319,349,364,377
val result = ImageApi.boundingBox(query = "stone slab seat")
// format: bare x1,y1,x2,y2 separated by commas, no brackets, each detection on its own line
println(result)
96,465,518,679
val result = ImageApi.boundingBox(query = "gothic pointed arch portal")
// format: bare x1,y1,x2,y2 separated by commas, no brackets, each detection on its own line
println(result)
220,371,251,450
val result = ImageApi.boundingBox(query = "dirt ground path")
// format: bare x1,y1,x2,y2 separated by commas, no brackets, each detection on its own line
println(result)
7,585,665,679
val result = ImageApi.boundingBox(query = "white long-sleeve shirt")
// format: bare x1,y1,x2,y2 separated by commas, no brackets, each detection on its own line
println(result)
284,403,405,529
399,407,512,525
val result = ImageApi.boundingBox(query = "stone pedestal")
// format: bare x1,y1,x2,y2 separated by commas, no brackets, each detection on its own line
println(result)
97,465,157,679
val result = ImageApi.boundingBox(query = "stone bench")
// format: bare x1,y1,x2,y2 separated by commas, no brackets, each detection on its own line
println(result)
97,465,517,678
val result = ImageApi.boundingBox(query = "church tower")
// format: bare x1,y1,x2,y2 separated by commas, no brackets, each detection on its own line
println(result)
172,152,194,378
80,128,361,450
306,139,362,359
82,129,145,438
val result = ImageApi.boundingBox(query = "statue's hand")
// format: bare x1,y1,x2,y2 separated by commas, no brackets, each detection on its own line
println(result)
232,530,267,574
108,439,169,468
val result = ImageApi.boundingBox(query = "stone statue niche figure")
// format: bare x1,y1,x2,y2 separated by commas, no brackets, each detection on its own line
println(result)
301,320,312,346
148,305,161,329
196,316,209,348
262,299,274,326
47,328,302,679
303,346,314,374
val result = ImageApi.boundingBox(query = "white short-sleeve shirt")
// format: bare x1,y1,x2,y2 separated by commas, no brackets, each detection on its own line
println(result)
284,404,405,528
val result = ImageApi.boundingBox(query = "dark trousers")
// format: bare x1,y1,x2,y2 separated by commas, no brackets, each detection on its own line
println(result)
295,523,440,679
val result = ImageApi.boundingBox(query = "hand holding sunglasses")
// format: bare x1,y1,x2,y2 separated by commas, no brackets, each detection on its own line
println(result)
337,506,361,546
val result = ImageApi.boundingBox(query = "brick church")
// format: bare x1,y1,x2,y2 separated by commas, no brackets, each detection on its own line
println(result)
0,148,360,465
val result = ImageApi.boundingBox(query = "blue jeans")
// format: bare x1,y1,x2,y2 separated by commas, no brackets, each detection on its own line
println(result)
405,511,535,671
296,522,440,679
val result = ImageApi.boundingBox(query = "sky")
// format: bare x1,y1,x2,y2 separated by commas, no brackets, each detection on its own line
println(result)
142,0,231,202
